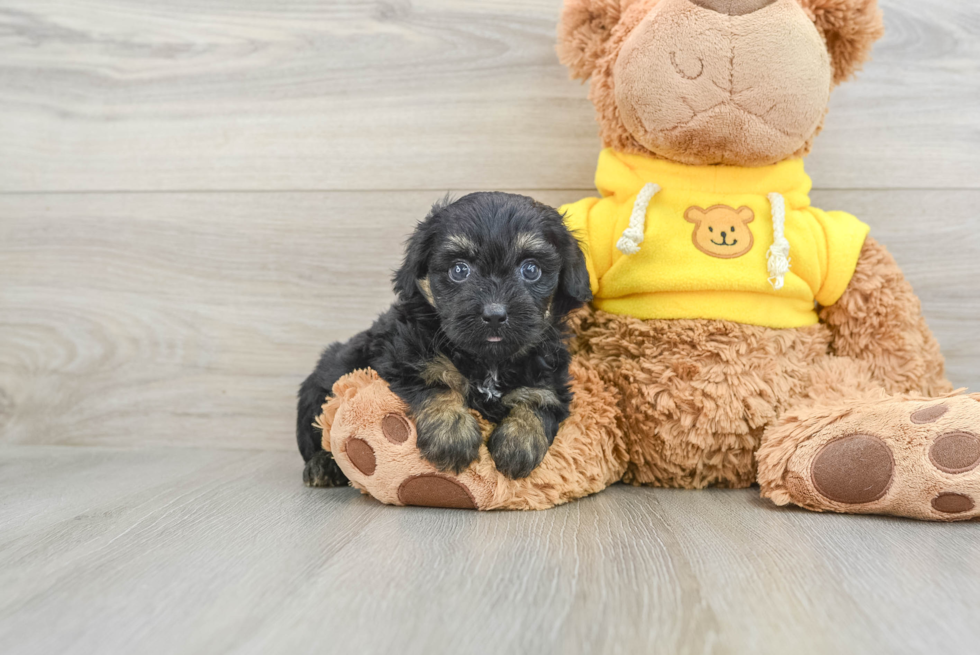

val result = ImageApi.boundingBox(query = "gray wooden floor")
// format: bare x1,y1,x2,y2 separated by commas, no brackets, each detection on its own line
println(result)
1,1,979,653
3,446,979,655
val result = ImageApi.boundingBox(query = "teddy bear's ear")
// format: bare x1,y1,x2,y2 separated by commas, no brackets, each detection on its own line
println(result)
557,0,633,80
799,0,885,85
737,207,755,223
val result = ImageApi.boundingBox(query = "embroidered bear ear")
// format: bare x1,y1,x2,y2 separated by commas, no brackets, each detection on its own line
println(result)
684,206,707,224
798,0,885,85
557,0,638,80
736,206,755,223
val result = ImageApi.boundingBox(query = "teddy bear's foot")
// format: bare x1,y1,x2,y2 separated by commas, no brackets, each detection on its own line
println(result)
314,359,628,511
315,370,496,509
758,392,980,521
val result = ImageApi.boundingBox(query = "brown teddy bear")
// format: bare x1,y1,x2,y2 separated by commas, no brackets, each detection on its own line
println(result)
315,0,980,520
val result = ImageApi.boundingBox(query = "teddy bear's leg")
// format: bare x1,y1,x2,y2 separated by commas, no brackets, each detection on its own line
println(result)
820,237,952,396
568,308,833,489
317,356,628,511
758,357,980,521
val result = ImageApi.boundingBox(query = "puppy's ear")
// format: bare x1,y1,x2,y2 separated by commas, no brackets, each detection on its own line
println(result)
392,198,446,302
557,0,632,80
799,0,884,85
553,227,593,317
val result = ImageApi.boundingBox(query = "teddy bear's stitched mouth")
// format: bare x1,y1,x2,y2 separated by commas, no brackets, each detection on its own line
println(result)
665,100,798,139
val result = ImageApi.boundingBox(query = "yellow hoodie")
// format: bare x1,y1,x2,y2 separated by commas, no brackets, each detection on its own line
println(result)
561,149,870,329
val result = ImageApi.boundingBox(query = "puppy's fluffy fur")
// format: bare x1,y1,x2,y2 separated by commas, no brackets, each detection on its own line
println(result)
297,192,592,485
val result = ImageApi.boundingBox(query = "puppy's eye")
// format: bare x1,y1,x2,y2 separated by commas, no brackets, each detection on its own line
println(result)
520,259,542,282
448,261,470,283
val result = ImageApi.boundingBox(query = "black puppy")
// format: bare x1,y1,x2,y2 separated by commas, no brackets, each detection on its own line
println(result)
296,192,592,486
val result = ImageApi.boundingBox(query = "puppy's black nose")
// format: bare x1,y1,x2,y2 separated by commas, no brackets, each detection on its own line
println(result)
482,304,508,328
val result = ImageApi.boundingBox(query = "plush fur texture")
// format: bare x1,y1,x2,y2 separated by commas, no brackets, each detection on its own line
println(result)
819,238,949,396
799,0,885,85
557,0,884,165
297,192,592,485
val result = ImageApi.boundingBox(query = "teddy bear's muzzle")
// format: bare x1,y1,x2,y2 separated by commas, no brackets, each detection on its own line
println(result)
612,0,833,166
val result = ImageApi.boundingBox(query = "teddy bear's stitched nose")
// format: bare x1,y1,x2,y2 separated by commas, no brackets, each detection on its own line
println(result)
689,0,777,16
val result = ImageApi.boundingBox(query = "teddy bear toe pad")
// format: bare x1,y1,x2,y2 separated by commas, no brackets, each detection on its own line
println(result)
397,474,478,509
810,435,894,505
320,370,495,510
345,438,377,476
928,431,980,474
381,413,411,444
765,394,980,521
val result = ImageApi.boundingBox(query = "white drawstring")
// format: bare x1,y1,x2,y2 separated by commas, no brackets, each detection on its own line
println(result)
616,183,659,256
766,192,791,290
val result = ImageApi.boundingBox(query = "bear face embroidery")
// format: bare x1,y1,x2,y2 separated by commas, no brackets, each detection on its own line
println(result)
684,205,755,259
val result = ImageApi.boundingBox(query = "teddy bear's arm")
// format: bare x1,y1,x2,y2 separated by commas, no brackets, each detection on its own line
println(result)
819,237,952,396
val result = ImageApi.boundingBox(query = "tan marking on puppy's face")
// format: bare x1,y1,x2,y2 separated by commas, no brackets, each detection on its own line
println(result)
513,232,550,254
684,205,755,259
445,234,478,256
417,276,436,307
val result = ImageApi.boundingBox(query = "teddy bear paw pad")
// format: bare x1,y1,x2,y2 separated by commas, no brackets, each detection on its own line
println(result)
345,438,377,476
770,394,980,521
381,413,411,443
932,492,975,514
928,431,980,474
911,404,948,424
324,377,496,509
810,435,894,505
397,474,478,509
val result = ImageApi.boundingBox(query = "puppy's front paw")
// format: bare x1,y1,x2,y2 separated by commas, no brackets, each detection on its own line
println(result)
415,392,483,474
488,407,550,480
303,450,349,488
